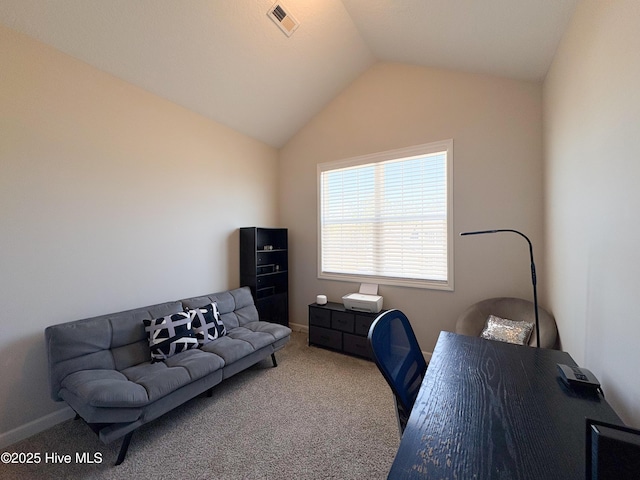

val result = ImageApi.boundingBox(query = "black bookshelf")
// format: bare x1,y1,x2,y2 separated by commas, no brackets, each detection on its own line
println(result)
240,227,288,326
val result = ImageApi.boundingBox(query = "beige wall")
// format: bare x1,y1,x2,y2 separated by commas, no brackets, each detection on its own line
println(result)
544,0,640,426
280,63,544,353
0,25,278,444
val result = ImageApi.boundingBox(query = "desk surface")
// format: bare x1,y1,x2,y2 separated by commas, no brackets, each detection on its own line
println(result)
388,331,622,479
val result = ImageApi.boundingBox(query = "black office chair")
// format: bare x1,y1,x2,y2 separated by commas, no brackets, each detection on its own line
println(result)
368,309,427,435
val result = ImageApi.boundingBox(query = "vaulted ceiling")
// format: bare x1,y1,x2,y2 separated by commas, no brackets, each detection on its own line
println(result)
0,0,579,147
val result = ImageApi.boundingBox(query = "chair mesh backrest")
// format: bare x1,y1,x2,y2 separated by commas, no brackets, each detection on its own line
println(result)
368,309,427,413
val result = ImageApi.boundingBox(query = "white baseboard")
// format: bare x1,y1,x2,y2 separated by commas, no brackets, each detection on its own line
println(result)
0,406,75,449
289,322,308,334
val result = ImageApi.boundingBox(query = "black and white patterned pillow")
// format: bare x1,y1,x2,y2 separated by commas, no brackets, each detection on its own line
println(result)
188,302,227,345
143,312,198,362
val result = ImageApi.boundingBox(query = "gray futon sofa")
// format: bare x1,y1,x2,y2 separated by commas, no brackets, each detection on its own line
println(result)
45,286,291,464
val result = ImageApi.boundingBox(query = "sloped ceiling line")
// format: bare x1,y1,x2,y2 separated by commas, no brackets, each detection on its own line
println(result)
0,0,579,147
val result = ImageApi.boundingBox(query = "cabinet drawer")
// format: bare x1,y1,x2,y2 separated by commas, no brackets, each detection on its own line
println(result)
331,311,354,333
354,314,376,336
343,333,372,359
309,307,331,328
309,326,342,350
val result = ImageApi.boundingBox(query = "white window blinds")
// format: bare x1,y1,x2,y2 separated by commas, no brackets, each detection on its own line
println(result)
318,140,453,290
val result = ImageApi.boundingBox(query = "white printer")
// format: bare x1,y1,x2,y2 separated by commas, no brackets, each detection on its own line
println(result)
342,283,383,314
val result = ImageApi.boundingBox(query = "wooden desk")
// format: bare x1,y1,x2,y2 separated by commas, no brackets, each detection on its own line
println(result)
388,331,622,479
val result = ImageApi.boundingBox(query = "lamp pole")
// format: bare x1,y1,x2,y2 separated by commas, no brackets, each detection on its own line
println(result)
460,229,540,348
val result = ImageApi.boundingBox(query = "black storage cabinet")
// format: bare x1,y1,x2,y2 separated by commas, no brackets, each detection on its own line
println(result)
308,302,385,360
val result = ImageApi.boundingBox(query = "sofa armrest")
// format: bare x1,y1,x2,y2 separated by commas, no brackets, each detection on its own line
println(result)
61,369,149,408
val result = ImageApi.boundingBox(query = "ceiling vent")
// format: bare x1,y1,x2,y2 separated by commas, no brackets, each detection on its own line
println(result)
267,2,299,37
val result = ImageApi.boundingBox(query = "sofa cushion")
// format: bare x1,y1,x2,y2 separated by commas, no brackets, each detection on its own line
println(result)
181,287,260,330
227,326,276,350
164,348,224,378
143,312,198,362
199,335,253,365
188,302,226,345
45,301,184,401
121,349,224,402
199,326,281,364
61,369,149,407
243,321,292,342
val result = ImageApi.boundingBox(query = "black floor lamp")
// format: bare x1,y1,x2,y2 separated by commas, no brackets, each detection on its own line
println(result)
460,229,540,348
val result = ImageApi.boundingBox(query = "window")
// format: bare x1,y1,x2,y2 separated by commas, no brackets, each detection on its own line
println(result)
318,140,453,290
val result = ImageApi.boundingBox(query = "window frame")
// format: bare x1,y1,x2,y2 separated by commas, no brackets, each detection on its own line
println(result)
317,139,454,291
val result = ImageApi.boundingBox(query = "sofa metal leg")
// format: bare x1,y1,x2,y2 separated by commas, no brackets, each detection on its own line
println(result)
115,431,134,466
207,387,213,397
271,353,278,367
